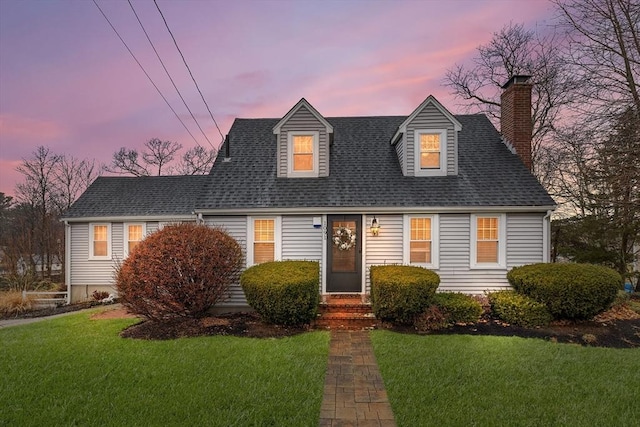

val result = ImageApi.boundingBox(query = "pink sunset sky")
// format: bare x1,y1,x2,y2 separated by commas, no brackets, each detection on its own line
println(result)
0,0,555,198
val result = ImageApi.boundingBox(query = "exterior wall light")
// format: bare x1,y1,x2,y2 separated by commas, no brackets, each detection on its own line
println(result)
371,217,380,236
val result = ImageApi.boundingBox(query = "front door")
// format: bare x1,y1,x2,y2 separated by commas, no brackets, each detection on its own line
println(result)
326,215,362,293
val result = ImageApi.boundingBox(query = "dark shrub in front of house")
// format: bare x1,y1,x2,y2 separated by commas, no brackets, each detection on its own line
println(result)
414,293,483,331
116,223,243,322
488,290,553,327
434,292,483,324
508,263,621,320
370,265,440,325
240,260,319,326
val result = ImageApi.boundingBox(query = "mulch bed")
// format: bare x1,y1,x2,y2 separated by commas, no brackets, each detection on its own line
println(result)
5,299,640,348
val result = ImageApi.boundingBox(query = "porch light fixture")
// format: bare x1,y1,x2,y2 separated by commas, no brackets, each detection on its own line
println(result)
371,217,380,236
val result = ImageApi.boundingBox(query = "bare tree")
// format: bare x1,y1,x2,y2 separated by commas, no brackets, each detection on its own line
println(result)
554,0,640,123
176,146,218,175
11,147,100,282
107,138,216,176
444,22,577,181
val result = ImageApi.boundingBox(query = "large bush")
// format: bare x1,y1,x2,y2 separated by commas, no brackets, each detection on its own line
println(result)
240,260,319,326
370,265,440,324
488,290,553,327
116,223,243,321
507,263,621,320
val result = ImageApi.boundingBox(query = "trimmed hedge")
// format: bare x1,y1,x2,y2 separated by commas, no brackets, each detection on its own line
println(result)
240,260,319,326
370,265,440,324
488,290,553,327
433,292,483,324
508,263,621,320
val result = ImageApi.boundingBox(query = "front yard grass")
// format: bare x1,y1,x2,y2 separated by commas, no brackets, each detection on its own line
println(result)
371,330,639,427
0,311,329,426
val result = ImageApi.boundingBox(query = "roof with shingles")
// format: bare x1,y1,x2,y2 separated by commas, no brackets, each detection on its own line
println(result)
196,114,554,210
62,175,209,219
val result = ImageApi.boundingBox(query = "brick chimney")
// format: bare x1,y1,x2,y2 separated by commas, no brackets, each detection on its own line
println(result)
500,75,533,170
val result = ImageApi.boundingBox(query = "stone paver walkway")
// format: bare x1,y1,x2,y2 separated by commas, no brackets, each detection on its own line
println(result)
320,330,396,427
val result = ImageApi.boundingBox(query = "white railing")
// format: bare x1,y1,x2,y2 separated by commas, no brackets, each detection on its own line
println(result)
22,291,68,306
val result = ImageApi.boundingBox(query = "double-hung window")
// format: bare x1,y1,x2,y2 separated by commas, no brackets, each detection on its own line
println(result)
124,223,146,257
404,215,439,268
248,217,281,266
90,223,111,260
288,131,319,177
414,129,446,176
470,214,506,268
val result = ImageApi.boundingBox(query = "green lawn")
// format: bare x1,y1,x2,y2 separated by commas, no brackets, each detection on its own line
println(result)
0,311,329,426
371,330,640,427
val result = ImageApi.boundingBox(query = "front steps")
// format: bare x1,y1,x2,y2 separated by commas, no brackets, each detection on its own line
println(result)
314,294,377,330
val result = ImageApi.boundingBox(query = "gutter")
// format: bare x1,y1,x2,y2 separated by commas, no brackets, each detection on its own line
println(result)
194,205,558,216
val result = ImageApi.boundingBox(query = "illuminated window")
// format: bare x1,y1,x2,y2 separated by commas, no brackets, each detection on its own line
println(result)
288,131,319,177
90,223,111,259
414,129,446,176
404,215,439,267
410,217,432,263
253,219,275,264
471,214,505,268
125,223,146,257
419,134,440,169
293,135,314,171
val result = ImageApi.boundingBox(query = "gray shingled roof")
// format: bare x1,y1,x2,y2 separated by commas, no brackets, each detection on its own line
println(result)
197,114,555,210
63,175,209,219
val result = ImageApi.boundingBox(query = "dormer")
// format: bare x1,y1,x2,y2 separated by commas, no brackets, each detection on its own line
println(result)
391,95,462,177
273,98,333,178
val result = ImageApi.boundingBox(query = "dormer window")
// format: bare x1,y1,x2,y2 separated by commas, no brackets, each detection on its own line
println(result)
414,129,446,176
288,131,319,177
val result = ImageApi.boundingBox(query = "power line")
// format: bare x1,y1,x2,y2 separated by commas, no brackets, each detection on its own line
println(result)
127,0,215,150
92,0,202,148
154,0,226,147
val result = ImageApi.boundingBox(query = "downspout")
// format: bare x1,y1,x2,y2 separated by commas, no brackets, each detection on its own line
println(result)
543,210,553,263
64,221,71,304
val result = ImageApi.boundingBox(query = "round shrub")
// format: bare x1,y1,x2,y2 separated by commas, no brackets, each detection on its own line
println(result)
116,223,243,322
370,265,440,324
488,290,552,327
240,260,319,326
433,292,483,324
507,263,621,320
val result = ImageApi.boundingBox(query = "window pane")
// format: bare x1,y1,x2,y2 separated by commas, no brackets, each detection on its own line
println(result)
128,241,139,253
420,134,440,151
128,225,143,241
293,153,313,171
410,218,431,240
477,241,498,263
293,135,313,153
254,219,274,242
420,152,440,168
410,241,431,263
94,241,107,257
94,225,107,241
254,243,274,264
477,217,498,240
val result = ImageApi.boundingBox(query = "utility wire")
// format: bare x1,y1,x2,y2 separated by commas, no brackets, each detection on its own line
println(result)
92,0,202,147
154,0,226,147
127,0,214,149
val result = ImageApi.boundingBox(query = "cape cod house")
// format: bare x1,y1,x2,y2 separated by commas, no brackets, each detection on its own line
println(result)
62,76,555,306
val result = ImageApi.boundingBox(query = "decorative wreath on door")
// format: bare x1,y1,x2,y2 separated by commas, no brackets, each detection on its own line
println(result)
333,226,356,251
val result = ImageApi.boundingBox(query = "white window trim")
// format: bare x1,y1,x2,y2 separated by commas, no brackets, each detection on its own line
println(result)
89,223,112,260
414,129,447,176
124,223,147,258
470,213,506,269
287,131,319,178
246,216,282,267
403,214,439,269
